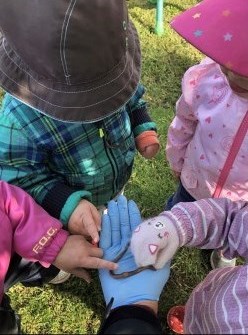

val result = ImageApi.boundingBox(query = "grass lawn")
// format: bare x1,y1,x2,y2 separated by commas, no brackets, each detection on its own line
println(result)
8,1,209,333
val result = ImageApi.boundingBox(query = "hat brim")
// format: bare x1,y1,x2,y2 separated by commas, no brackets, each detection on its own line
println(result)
171,0,248,77
0,21,141,122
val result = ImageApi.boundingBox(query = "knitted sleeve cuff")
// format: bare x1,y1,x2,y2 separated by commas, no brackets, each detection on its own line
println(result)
59,190,92,226
133,122,157,137
41,182,91,223
99,305,162,334
131,105,152,125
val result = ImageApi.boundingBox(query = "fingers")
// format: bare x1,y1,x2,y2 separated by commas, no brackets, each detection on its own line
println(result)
81,242,117,270
90,205,101,232
83,255,118,270
107,200,121,244
117,195,131,240
128,200,142,231
155,245,177,269
70,268,92,283
82,213,100,243
99,214,112,249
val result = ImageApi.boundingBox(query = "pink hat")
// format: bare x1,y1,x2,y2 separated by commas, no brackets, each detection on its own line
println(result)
171,0,248,77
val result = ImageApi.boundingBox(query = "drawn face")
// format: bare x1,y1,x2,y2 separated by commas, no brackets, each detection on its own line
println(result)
220,65,248,96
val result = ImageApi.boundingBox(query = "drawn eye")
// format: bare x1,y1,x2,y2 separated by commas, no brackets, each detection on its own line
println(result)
158,233,163,239
153,221,166,229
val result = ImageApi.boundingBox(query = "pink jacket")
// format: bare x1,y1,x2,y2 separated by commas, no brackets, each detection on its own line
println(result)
166,58,248,201
0,180,68,303
164,198,248,334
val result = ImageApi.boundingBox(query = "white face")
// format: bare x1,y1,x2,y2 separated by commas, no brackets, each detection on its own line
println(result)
220,65,248,97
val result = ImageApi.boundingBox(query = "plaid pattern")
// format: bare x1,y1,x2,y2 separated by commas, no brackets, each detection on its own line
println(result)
0,85,151,218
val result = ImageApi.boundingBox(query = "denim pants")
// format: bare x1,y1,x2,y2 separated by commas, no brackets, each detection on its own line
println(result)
165,181,196,210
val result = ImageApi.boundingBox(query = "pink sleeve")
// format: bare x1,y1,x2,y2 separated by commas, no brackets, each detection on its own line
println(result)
0,181,68,266
167,198,248,260
166,67,198,173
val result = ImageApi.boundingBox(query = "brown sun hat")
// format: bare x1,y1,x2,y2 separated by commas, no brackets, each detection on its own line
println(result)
0,0,141,122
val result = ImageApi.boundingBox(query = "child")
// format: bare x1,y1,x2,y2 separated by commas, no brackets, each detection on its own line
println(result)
165,0,248,268
0,1,159,244
129,196,248,334
0,180,117,334
95,194,248,334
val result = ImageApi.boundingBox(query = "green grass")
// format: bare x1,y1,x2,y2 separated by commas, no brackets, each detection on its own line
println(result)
8,1,209,333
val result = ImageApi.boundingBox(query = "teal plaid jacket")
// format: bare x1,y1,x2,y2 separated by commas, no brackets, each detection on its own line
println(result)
0,85,156,225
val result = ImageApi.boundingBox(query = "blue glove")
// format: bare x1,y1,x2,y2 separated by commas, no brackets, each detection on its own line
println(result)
99,195,170,309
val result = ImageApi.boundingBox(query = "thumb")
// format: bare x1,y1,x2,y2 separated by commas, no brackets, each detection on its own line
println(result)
70,268,92,283
154,244,179,269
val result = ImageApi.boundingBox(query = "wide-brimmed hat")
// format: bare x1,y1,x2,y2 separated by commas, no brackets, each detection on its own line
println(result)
0,0,141,122
171,0,248,77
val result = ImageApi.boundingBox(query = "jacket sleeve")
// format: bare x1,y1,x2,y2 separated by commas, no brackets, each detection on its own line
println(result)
0,94,90,223
165,198,248,260
166,68,198,173
99,305,162,334
126,84,157,137
0,180,68,266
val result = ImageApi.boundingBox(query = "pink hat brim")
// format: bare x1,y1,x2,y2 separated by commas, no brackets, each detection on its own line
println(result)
171,0,248,77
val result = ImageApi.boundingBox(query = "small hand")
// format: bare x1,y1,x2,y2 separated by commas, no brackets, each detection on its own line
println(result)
68,199,101,243
99,196,170,309
130,214,180,269
53,235,117,283
135,130,160,159
140,143,160,159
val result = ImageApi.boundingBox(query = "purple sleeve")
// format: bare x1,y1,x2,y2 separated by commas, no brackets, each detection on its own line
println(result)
164,198,248,334
166,198,248,259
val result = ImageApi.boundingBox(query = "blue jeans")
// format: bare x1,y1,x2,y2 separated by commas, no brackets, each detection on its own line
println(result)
165,181,196,210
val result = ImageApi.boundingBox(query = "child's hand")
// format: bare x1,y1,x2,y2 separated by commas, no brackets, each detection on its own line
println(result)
53,235,117,283
140,143,160,159
130,215,180,269
68,199,101,243
135,130,160,159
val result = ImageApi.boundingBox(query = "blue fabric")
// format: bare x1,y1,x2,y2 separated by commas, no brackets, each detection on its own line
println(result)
166,181,196,210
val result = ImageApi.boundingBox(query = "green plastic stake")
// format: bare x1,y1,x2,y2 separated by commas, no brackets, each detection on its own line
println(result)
155,0,164,36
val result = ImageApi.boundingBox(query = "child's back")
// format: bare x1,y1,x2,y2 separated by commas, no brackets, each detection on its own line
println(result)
166,57,248,201
165,0,248,268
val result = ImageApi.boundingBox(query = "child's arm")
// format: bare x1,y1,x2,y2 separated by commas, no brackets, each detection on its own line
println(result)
127,84,160,159
0,94,100,240
0,181,117,299
131,198,248,268
0,180,68,265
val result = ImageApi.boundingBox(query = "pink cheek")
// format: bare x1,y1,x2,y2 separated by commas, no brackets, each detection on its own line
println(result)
164,232,169,238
